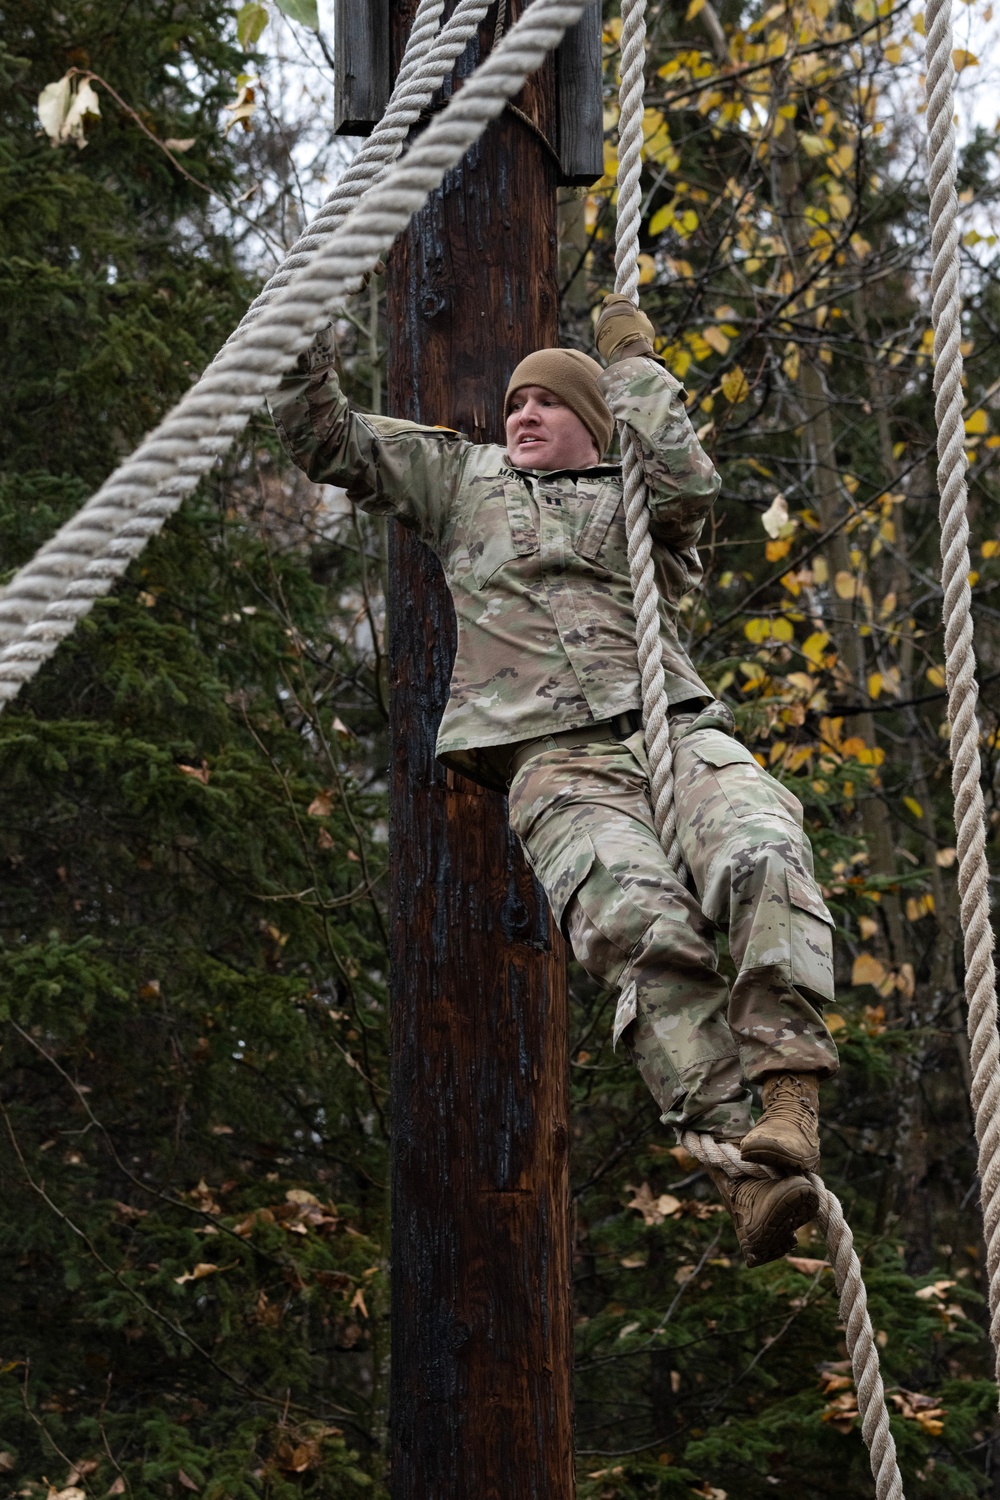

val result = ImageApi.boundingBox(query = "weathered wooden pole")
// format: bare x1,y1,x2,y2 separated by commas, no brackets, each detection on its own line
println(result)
335,2,602,1494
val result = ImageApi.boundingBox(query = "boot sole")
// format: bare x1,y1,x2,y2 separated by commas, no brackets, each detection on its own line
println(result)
742,1176,819,1269
740,1137,820,1175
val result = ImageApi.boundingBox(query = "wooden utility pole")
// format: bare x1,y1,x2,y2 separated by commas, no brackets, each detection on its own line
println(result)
335,3,602,1495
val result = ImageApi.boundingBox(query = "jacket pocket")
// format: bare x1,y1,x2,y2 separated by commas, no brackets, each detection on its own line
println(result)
575,480,625,568
468,477,537,587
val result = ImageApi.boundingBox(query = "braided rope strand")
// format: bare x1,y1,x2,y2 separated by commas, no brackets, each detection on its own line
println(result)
615,0,682,871
612,0,905,1477
923,0,1000,1388
0,0,492,652
679,1135,904,1499
230,0,492,337
0,0,590,709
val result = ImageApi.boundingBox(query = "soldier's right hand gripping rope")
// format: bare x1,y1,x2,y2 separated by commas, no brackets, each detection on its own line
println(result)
595,292,658,364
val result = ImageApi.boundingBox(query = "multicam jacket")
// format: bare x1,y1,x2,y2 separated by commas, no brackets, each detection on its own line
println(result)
269,339,720,788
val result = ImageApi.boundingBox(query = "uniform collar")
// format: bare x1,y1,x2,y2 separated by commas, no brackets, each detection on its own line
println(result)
499,458,621,480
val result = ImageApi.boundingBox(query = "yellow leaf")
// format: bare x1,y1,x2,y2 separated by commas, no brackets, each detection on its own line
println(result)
982,539,1000,557
782,342,800,381
761,492,789,538
766,538,792,562
744,617,773,643
800,134,827,156
686,0,706,16
952,47,978,68
174,1261,225,1286
884,41,902,63
721,365,750,404
936,846,957,867
812,555,829,585
859,915,879,939
649,202,675,236
825,1012,848,1034
771,617,794,642
964,409,988,435
913,9,925,31
903,795,923,819
802,631,831,667
926,665,946,687
852,953,888,988
834,570,857,600
637,253,656,285
702,325,730,355
868,672,882,699
671,348,692,379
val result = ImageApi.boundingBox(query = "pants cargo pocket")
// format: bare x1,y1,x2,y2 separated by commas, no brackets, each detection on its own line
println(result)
568,843,655,989
687,732,803,827
519,832,595,937
787,870,836,1002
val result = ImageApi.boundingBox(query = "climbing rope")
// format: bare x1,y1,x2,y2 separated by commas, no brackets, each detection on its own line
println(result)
923,0,1000,1391
0,0,495,676
612,0,904,1487
681,1135,903,1500
0,0,989,1474
615,0,684,873
231,0,492,338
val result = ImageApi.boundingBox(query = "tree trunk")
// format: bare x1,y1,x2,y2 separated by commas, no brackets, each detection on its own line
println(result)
385,5,575,1497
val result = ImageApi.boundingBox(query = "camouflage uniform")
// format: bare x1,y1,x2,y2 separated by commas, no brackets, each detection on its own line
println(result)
269,334,717,786
508,703,838,1139
269,337,839,1139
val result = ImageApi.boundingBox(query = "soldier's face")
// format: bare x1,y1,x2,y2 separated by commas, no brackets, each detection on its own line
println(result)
505,386,600,471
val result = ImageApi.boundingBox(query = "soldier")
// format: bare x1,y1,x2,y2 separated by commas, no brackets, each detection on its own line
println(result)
269,294,840,1268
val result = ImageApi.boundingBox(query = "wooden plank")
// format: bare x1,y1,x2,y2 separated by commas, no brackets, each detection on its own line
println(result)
334,0,390,136
386,7,574,1499
556,0,604,186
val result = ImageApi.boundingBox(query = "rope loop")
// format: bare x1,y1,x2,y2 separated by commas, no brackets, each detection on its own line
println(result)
680,1135,904,1499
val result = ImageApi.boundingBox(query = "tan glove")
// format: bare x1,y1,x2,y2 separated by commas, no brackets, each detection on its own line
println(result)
595,293,657,363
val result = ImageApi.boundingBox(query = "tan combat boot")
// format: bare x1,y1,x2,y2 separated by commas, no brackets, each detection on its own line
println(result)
708,1165,818,1268
739,1072,821,1174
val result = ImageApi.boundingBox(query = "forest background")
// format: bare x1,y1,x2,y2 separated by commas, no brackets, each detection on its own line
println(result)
2,0,1000,1494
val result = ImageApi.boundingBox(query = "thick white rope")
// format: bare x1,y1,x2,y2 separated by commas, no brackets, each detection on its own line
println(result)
229,0,492,338
612,0,905,1482
923,0,1000,1390
0,0,492,663
615,0,683,871
680,1134,904,1500
0,0,589,708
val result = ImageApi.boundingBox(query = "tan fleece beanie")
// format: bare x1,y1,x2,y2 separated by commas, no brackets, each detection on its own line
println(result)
504,348,614,459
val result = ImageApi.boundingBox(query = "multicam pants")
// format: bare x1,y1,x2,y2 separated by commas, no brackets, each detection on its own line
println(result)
507,702,840,1139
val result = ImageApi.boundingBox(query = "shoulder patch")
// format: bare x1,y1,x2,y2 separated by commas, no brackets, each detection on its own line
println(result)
361,414,463,441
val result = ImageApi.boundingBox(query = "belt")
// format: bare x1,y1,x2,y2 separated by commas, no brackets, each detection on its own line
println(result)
508,710,643,783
